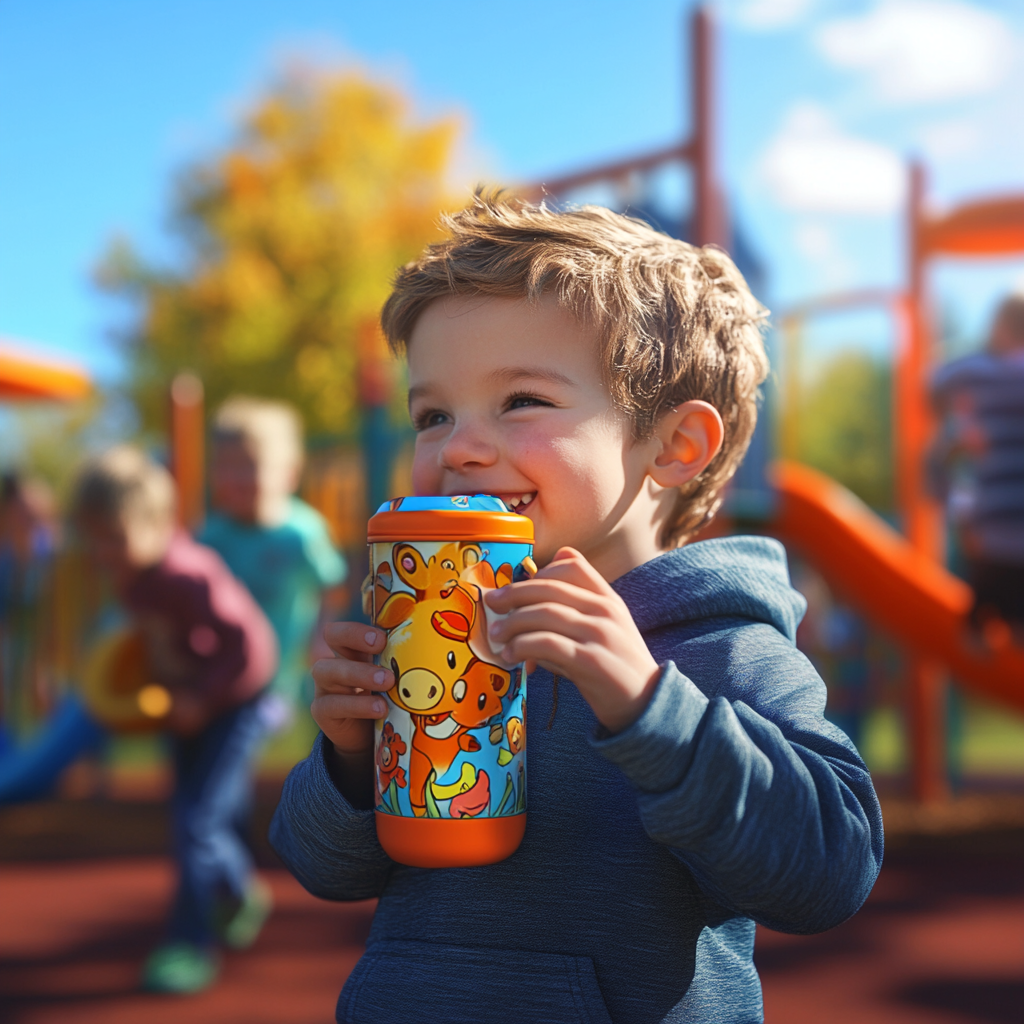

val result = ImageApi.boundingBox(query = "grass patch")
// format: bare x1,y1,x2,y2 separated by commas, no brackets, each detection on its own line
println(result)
258,713,320,773
859,698,1024,778
957,698,1024,773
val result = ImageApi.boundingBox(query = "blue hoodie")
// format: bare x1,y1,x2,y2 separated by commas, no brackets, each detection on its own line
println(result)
270,537,883,1024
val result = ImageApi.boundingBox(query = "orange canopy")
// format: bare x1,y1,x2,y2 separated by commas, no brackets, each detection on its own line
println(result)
919,196,1024,258
0,342,91,401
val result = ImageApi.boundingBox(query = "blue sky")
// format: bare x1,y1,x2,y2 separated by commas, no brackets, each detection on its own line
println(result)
1,0,1022,384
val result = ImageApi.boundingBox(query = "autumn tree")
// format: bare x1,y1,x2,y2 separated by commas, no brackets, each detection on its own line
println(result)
98,68,461,438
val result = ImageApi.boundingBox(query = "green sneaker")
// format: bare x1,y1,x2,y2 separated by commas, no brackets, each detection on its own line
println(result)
141,942,219,994
221,877,273,951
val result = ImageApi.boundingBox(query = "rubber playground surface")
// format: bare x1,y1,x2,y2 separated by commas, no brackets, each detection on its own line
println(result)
1,795,1022,1024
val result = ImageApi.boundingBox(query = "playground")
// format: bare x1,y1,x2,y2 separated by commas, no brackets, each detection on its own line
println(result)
2,783,1022,1022
3,4,1024,1022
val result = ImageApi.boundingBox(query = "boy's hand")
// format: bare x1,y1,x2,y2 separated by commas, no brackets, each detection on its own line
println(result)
311,624,394,792
485,547,660,735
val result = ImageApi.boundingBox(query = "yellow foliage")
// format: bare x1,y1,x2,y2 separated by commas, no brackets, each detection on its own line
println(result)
98,68,462,437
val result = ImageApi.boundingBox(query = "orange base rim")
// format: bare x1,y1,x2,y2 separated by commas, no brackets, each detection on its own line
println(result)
375,811,526,868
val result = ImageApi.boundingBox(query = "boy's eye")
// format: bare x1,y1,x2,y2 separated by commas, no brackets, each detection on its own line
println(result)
506,392,554,412
412,409,449,431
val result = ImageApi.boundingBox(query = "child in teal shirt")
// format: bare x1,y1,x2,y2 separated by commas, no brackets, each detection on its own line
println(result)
201,398,347,717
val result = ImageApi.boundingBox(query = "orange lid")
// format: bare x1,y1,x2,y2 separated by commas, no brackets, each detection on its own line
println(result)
368,508,533,542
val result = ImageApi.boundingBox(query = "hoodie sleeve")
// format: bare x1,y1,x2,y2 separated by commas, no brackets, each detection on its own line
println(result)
591,621,883,935
269,733,393,900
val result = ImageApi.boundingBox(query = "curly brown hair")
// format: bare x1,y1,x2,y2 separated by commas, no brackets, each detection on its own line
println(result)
381,193,769,546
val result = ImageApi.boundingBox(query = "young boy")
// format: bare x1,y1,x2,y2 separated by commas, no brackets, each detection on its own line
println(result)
73,446,278,994
270,197,883,1023
200,397,347,721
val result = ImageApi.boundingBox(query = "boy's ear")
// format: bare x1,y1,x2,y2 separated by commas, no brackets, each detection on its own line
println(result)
649,401,724,488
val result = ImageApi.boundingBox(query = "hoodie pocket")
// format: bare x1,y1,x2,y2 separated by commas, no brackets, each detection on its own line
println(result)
337,939,613,1024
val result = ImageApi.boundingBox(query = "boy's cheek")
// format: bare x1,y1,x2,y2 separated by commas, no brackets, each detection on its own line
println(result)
409,449,442,496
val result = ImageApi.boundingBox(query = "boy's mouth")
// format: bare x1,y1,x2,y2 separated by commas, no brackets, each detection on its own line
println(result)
499,492,536,514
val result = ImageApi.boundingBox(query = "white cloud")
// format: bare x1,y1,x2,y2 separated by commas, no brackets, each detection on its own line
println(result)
816,0,1013,105
759,102,906,214
732,0,817,31
794,221,834,260
793,220,856,289
917,117,983,160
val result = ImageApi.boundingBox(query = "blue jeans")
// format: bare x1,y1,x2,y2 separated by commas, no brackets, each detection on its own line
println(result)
167,693,270,947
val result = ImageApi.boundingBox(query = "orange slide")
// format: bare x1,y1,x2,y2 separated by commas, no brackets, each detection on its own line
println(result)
768,461,1024,714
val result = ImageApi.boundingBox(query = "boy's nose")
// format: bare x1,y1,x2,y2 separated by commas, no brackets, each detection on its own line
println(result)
439,423,499,471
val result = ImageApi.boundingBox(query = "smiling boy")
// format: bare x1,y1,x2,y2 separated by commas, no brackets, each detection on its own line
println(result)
270,197,883,1024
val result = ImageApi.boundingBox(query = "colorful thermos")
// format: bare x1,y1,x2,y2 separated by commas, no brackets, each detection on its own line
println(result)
368,495,534,868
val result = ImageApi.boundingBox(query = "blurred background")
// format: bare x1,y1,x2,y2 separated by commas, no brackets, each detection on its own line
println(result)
1,2,1022,1022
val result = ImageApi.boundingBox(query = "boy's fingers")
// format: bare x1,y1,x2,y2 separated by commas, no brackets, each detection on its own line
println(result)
485,577,609,616
312,692,389,722
499,630,576,674
538,548,610,590
484,551,611,611
312,657,394,694
323,621,388,660
489,602,604,648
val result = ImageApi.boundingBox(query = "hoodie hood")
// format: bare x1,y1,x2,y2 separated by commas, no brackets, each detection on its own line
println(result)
612,536,806,642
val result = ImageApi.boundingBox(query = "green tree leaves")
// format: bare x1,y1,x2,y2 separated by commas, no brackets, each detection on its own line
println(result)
798,350,893,512
97,69,461,439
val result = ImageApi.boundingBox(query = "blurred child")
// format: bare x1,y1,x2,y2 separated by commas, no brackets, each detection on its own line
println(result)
270,197,882,1022
200,397,347,725
0,473,58,569
72,446,278,994
931,294,1024,642
0,473,59,737
0,473,58,619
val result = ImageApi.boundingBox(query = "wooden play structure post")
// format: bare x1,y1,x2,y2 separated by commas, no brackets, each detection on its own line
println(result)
900,162,949,802
691,6,727,249
170,372,205,533
779,314,803,461
900,162,944,558
519,5,723,254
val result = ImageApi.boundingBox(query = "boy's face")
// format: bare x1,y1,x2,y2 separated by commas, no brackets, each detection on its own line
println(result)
79,511,170,588
211,436,298,526
210,438,260,524
407,294,663,576
990,312,1024,355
